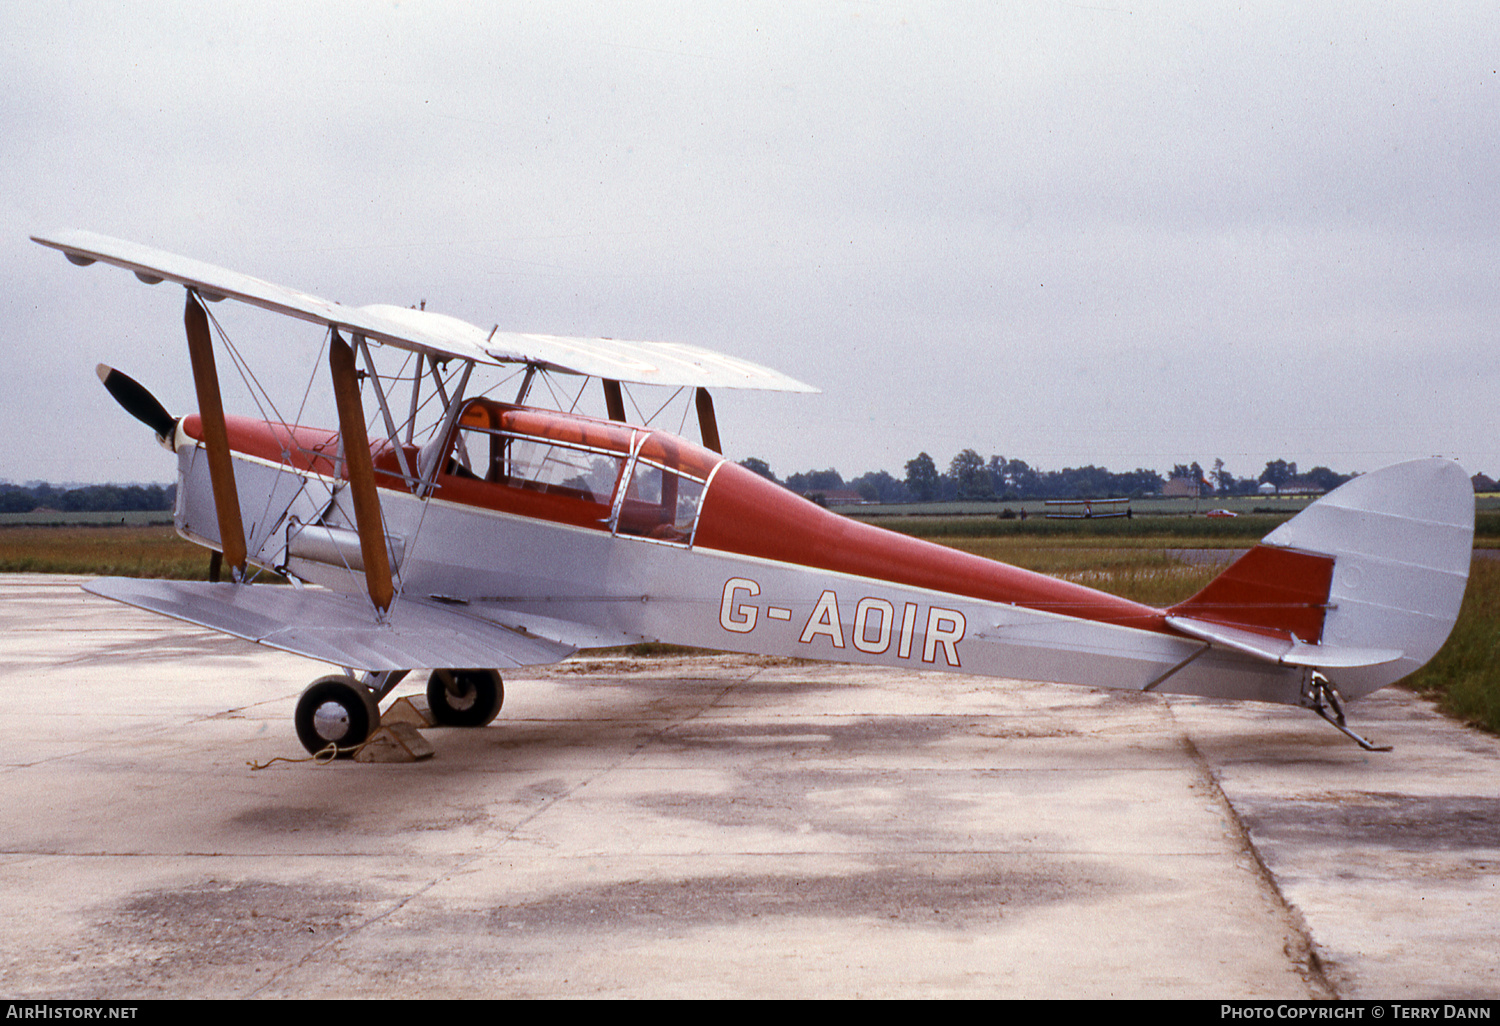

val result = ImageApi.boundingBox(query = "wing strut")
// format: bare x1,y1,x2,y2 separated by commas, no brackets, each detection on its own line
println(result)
183,291,247,581
329,330,395,614
695,387,722,454
602,378,626,422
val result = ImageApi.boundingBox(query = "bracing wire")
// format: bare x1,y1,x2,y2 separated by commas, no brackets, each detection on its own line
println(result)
190,308,513,616
564,375,589,414
622,381,684,428
201,306,310,583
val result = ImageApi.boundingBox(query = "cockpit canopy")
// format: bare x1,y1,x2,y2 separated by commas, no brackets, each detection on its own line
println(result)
427,399,725,544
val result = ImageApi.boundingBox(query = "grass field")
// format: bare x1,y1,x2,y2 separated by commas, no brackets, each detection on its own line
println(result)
5,520,1494,733
930,536,1219,604
1397,558,1500,733
0,526,216,579
0,510,175,527
852,509,1500,546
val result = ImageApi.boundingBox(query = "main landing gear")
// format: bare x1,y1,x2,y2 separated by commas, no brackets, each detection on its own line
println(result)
425,669,505,728
292,668,505,756
294,675,382,756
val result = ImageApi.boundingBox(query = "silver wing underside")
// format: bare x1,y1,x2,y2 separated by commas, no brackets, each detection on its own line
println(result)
85,577,575,672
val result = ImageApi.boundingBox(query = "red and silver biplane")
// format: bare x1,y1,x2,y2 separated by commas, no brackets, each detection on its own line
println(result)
34,230,1475,754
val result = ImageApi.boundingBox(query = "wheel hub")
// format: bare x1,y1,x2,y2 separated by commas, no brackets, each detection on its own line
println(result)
311,701,351,742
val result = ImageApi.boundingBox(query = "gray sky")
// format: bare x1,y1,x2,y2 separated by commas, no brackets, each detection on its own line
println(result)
4,1,1498,486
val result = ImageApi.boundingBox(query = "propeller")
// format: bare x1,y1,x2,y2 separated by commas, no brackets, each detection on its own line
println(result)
96,359,219,582
96,363,177,446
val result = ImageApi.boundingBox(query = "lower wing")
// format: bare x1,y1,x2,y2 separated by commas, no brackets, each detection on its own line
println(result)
85,577,578,672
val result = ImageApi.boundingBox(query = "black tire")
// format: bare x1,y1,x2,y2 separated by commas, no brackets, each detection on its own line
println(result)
426,669,504,727
295,675,382,756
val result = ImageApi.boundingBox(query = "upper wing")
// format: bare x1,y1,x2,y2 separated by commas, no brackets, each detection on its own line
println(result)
32,229,818,393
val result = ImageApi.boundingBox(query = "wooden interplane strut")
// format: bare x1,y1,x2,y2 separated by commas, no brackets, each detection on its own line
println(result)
182,291,247,580
328,330,395,614
602,378,626,423
695,387,722,454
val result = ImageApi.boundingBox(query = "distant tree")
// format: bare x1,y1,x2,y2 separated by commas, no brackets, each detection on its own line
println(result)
0,489,37,513
986,455,1008,497
785,468,843,494
1169,462,1207,488
1211,458,1234,495
948,448,993,500
0,482,174,512
1473,473,1498,493
1115,468,1165,497
904,452,940,502
1302,466,1352,492
1259,460,1297,494
1000,458,1040,499
849,470,907,503
738,457,778,483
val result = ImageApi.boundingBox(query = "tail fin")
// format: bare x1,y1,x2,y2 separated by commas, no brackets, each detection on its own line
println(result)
1167,459,1474,698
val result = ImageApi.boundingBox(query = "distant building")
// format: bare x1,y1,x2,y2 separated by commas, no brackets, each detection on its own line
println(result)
816,489,869,507
1259,478,1327,497
1162,477,1205,498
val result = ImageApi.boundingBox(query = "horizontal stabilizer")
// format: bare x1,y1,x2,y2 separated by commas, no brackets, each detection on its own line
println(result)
84,577,575,672
1165,615,1402,668
33,230,817,393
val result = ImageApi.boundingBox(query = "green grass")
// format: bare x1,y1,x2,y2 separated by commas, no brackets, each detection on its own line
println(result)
0,510,175,527
853,512,1290,542
853,508,1500,546
1401,558,1500,733
925,535,1220,604
0,526,215,579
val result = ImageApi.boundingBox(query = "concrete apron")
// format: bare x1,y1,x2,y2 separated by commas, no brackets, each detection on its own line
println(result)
0,575,1495,999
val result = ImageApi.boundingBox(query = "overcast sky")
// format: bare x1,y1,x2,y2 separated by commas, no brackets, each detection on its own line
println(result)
4,1,1498,487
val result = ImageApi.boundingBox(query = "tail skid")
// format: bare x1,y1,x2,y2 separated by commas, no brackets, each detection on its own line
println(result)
1166,458,1474,699
1302,671,1393,751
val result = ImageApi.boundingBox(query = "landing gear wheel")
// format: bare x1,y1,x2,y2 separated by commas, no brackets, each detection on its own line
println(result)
426,669,504,727
295,675,382,756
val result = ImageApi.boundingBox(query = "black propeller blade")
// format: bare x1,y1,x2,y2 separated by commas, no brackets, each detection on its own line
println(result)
96,364,176,441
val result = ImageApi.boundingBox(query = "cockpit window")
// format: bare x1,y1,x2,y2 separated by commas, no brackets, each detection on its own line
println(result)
505,437,624,502
449,423,625,505
615,458,708,543
431,399,721,544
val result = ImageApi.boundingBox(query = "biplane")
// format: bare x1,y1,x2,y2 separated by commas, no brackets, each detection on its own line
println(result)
33,230,1475,754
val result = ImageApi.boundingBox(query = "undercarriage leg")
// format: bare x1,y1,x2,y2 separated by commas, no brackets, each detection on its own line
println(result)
360,669,410,702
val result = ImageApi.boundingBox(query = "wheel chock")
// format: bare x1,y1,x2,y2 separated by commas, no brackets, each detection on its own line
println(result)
354,722,435,763
381,694,432,728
